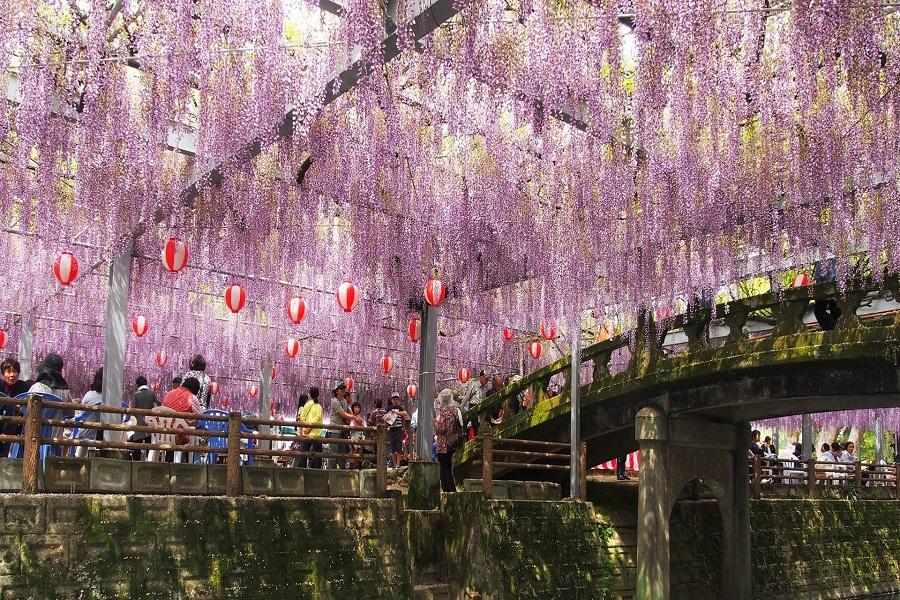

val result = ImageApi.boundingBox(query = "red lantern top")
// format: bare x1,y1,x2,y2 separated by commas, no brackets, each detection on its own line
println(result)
53,252,79,286
408,317,421,343
336,281,360,313
424,277,446,307
225,284,246,314
132,315,148,338
539,322,556,340
161,237,189,273
287,296,307,324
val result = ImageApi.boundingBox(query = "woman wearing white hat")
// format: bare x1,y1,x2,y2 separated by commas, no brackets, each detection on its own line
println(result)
433,388,464,492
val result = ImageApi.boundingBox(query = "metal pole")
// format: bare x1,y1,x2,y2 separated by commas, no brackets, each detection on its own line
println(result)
875,411,884,464
569,326,582,499
260,359,273,452
17,318,34,380
416,304,439,460
102,252,132,438
801,414,813,460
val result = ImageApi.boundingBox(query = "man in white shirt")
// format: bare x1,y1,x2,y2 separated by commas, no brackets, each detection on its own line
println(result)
462,371,488,410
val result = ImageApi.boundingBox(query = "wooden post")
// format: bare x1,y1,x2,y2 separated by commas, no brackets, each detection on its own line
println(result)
482,433,493,499
578,441,587,501
752,455,762,499
895,465,900,501
376,423,388,496
21,395,42,494
855,461,863,489
226,412,241,497
806,458,816,499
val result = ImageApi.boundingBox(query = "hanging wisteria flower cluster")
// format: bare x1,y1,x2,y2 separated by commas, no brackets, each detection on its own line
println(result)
0,0,897,414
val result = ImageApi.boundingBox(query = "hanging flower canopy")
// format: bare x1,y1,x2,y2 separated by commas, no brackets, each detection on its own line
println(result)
0,0,897,413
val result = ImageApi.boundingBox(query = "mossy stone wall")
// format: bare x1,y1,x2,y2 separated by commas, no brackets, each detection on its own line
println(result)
0,495,411,599
440,492,615,599
751,500,900,599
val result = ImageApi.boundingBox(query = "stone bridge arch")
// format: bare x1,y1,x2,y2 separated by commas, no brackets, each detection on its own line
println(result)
635,407,752,600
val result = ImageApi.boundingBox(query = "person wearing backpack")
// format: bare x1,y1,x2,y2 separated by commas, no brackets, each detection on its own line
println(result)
433,388,464,493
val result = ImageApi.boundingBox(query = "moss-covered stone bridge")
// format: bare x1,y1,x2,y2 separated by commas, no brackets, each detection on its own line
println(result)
457,275,900,473
456,275,900,600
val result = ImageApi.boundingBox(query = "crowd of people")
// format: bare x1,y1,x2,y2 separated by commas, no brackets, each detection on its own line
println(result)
0,350,493,493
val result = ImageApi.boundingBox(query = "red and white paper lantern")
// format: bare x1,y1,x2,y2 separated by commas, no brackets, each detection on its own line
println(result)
381,354,394,374
0,330,6,350
151,382,160,393
424,277,446,307
336,281,360,313
529,340,543,359
287,296,307,324
406,384,417,399
285,338,300,358
792,273,810,287
131,315,148,337
161,237,189,273
539,322,556,340
53,252,79,286
345,376,354,392
271,367,276,381
457,367,472,384
224,284,246,313
408,317,421,343
248,385,259,398
155,350,168,368
502,327,514,341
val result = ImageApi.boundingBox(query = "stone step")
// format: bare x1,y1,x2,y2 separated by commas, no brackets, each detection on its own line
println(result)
413,583,450,600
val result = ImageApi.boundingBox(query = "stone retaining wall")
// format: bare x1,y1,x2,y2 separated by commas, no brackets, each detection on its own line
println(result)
0,495,411,599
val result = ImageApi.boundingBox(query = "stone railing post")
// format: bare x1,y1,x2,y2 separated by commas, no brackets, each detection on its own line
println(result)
773,297,809,337
723,305,750,345
591,348,612,381
226,411,242,497
482,433,493,499
376,423,388,495
21,394,42,495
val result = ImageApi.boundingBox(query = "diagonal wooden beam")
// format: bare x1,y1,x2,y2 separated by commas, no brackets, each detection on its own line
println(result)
168,0,464,213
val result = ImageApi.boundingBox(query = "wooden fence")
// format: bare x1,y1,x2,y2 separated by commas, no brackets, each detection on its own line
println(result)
475,433,586,499
0,395,388,497
749,456,899,499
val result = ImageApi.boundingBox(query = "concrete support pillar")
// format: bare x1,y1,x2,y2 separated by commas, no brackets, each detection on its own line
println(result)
415,304,439,460
17,318,34,380
260,359,273,452
731,422,752,600
635,407,670,600
801,414,813,460
569,326,582,498
102,252,132,435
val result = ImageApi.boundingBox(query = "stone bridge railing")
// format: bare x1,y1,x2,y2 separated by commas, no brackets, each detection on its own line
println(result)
457,273,900,467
